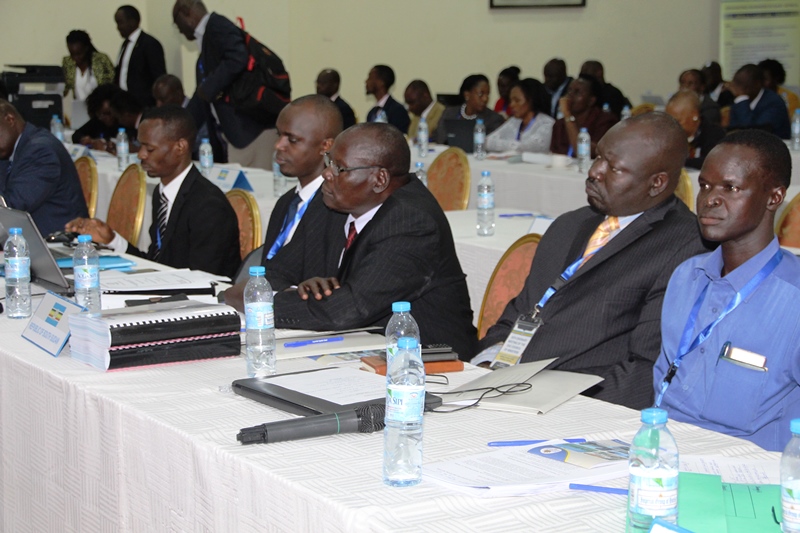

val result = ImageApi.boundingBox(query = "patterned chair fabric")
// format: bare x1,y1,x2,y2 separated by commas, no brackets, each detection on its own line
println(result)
427,147,471,211
226,189,262,260
107,164,146,245
675,169,694,212
74,156,98,218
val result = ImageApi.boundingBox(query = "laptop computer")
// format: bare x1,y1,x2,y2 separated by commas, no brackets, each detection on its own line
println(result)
0,206,73,294
443,119,476,153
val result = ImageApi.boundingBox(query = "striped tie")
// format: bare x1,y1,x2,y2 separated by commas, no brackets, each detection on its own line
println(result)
154,189,169,260
580,216,619,267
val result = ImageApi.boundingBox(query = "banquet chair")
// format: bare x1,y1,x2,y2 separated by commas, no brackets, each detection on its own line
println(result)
477,233,542,339
427,147,471,211
630,103,655,117
776,190,800,248
226,189,263,260
107,164,146,245
74,156,98,218
720,106,731,128
675,169,694,212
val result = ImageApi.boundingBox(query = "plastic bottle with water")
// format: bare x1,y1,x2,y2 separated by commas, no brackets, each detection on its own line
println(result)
781,419,800,532
602,103,610,114
273,150,287,196
477,170,495,236
375,109,388,123
792,110,800,151
627,408,679,531
116,128,129,171
383,336,425,487
417,117,429,158
199,137,214,176
621,105,632,120
244,266,276,377
4,227,31,319
577,127,591,173
414,162,427,188
385,301,420,366
50,115,64,142
474,118,487,160
73,234,101,316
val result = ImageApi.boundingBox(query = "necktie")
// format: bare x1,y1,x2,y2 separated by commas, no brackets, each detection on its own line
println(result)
580,216,619,267
265,193,302,260
344,222,357,251
154,189,169,260
117,39,130,65
367,106,380,122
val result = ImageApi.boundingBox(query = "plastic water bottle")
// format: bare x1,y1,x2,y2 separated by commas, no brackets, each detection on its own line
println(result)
4,227,31,319
627,408,679,531
477,170,495,236
474,118,486,160
73,234,101,316
383,336,425,487
385,301,420,367
602,103,610,113
414,162,427,188
199,137,214,176
417,118,429,158
621,105,632,120
577,127,591,173
273,150,287,197
375,109,388,123
116,128,129,171
50,115,64,142
792,110,800,151
244,266,276,378
781,419,800,532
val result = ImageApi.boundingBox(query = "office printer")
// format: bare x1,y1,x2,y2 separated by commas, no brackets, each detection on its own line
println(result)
1,65,65,128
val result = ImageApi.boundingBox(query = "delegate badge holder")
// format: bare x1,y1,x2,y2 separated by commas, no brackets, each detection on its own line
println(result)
491,313,543,370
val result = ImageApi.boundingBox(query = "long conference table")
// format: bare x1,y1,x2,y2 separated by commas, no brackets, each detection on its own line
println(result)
0,260,780,532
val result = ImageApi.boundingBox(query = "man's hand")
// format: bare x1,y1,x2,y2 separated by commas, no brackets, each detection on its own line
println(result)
297,277,340,300
559,96,572,119
65,217,116,244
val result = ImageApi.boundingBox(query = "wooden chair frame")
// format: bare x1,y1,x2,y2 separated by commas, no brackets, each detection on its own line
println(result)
226,188,263,260
74,156,99,218
108,164,147,245
675,168,694,212
427,147,471,211
776,190,800,246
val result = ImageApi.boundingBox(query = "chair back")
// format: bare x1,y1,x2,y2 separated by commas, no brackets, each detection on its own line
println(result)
477,233,542,339
720,106,731,128
630,103,655,117
226,189,263,260
675,169,694,212
107,164,146,245
777,190,800,247
427,147,471,211
74,156,98,218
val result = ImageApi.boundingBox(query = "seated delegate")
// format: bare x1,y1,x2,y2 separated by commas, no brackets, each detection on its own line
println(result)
436,74,504,145
486,78,554,154
72,83,122,150
550,74,618,159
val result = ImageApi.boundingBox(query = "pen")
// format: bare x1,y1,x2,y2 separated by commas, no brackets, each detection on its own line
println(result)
487,438,586,447
569,483,628,496
498,213,535,218
283,336,344,348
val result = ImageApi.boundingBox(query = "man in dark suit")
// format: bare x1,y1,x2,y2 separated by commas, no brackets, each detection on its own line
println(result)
666,90,725,170
543,58,572,118
173,0,277,170
580,60,632,119
728,64,791,140
476,113,709,409
66,105,240,278
113,5,166,109
365,65,410,133
258,123,478,359
0,100,88,236
316,69,356,130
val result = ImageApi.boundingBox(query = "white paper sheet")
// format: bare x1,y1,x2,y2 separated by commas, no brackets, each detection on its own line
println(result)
680,454,780,485
100,269,224,292
266,366,386,405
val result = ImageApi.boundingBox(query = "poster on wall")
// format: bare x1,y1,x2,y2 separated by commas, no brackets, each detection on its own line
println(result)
720,0,800,87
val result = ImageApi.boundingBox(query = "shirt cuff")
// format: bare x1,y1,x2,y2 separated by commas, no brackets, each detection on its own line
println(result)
109,232,129,254
733,95,749,104
470,343,503,366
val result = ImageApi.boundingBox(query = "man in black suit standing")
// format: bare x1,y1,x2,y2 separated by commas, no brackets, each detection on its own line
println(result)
113,5,166,109
365,65,410,133
66,105,241,278
316,69,356,130
475,113,709,409
173,0,278,170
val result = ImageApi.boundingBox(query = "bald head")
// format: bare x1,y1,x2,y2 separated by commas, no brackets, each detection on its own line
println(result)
345,123,409,178
627,112,688,186
404,80,433,117
581,60,604,83
289,94,343,138
666,90,701,140
152,74,185,107
172,0,207,41
316,69,340,98
543,58,567,91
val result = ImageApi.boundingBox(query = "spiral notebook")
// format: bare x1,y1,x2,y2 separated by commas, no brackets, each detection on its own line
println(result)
68,300,241,371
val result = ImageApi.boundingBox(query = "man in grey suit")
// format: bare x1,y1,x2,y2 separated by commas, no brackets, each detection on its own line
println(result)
476,112,709,409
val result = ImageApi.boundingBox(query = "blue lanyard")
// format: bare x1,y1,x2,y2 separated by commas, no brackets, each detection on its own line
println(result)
535,237,612,311
654,250,783,407
266,197,309,260
516,116,537,141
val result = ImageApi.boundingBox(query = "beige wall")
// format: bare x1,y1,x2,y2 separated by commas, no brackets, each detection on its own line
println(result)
2,0,720,121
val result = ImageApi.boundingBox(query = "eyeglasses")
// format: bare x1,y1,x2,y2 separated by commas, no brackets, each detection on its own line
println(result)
323,152,382,177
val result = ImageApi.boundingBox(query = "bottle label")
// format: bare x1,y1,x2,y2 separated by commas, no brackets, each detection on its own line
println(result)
577,142,590,158
474,132,486,145
245,302,274,329
477,192,494,209
385,384,425,423
74,265,99,289
783,485,800,529
118,142,129,155
629,469,678,516
5,257,30,279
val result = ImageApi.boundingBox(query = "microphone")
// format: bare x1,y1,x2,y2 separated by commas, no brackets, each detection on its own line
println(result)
237,403,386,445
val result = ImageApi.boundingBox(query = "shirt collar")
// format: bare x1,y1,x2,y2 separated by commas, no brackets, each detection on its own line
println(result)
159,163,193,209
549,78,570,96
376,94,390,108
8,132,22,164
694,236,780,291
330,93,340,102
421,100,436,119
750,88,765,110
194,13,211,44
345,203,383,236
127,27,142,45
295,175,323,204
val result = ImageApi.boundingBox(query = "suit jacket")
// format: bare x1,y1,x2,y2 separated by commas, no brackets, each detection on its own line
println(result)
545,77,573,118
333,96,356,130
268,177,479,359
0,123,88,236
479,197,709,409
600,82,632,120
728,88,791,139
408,101,446,140
262,187,325,262
114,31,166,108
186,13,267,149
686,120,726,170
699,95,721,127
367,95,411,133
126,166,241,278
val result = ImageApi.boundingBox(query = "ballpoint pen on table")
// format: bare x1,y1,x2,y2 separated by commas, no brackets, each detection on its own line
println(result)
284,336,345,348
498,213,535,218
568,483,628,496
487,438,586,447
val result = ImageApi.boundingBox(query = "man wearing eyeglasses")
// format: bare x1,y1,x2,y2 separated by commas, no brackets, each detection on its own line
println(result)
262,122,478,360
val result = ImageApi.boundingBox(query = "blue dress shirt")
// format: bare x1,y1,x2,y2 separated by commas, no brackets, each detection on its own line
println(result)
653,237,800,451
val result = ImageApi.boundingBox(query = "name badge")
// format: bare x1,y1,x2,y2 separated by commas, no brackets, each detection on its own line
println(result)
491,311,543,369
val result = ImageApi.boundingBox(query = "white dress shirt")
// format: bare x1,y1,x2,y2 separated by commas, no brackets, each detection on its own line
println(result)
117,27,142,91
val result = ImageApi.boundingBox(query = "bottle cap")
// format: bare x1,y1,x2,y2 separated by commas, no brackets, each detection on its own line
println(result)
8,227,21,235
392,301,411,313
580,127,588,133
52,114,58,119
476,119,484,124
791,418,800,434
77,234,92,243
420,117,427,123
640,408,668,425
481,170,491,177
397,337,418,350
201,138,210,143
118,127,125,133
415,162,424,169
249,266,266,277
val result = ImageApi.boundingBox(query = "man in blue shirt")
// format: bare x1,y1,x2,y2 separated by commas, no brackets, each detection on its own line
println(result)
653,129,800,452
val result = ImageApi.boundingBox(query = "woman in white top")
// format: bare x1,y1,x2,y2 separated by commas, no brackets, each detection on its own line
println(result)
61,30,115,102
487,78,555,154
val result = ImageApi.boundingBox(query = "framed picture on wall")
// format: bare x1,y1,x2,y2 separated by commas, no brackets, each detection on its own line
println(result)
490,0,586,7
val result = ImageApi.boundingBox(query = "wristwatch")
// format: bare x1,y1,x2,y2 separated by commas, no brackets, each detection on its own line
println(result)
566,115,576,123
